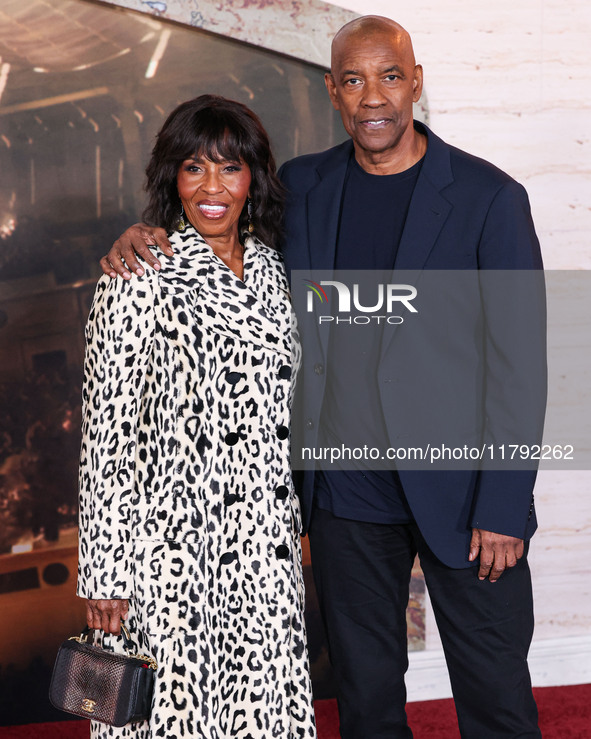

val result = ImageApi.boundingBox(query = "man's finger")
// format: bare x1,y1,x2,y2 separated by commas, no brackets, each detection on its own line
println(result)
129,235,162,271
149,227,173,258
468,529,481,562
505,553,518,569
489,555,507,583
478,552,493,580
116,241,146,277
104,242,132,279
99,255,117,279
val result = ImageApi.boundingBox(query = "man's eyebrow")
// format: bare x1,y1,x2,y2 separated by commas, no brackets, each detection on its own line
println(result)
340,65,405,78
381,65,405,76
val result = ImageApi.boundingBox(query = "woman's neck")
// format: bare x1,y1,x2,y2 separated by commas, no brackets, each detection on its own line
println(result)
205,232,245,280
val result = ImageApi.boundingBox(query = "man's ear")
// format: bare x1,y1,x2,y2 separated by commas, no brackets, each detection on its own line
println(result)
324,72,340,111
412,64,424,103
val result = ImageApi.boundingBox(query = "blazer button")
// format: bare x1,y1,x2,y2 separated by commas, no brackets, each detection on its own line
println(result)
225,432,239,445
275,485,289,500
220,552,236,565
277,425,289,440
278,365,291,380
275,545,290,559
314,363,324,375
224,493,238,505
305,419,314,430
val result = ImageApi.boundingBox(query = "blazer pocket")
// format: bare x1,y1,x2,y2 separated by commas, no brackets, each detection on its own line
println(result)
132,539,206,636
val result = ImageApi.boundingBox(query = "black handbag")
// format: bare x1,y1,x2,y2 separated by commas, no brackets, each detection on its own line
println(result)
49,623,157,726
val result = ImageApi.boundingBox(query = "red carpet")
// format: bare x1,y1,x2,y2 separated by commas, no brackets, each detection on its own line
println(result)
2,685,590,738
314,685,591,738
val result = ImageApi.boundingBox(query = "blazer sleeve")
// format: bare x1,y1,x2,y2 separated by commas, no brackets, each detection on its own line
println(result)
470,180,547,538
77,273,156,599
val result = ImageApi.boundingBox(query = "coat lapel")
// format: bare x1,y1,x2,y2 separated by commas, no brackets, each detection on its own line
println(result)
241,237,293,356
158,226,212,293
160,226,292,357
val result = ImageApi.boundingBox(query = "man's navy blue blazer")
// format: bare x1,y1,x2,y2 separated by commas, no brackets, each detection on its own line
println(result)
278,121,546,569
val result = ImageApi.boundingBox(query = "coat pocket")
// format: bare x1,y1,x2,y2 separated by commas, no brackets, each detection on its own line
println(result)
131,487,206,543
132,539,206,636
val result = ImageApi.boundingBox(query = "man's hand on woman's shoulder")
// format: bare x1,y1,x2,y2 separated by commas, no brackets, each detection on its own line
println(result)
101,223,173,280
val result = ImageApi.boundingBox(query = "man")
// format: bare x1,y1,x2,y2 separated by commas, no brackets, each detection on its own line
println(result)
103,17,545,738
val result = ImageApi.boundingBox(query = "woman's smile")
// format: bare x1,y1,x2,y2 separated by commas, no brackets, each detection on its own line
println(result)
196,199,230,219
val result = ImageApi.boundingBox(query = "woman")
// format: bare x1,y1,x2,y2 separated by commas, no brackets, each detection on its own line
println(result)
77,95,316,739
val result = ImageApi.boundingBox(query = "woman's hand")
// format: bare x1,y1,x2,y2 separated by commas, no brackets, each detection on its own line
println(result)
86,598,129,634
100,223,173,280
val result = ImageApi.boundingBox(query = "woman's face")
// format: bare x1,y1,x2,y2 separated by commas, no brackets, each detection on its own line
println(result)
177,156,252,243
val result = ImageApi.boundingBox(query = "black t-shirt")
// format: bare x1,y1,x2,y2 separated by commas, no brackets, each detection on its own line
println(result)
315,154,423,524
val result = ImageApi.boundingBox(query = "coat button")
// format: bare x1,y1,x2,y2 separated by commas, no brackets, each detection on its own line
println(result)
278,365,291,380
225,371,242,385
314,363,324,375
220,552,236,565
275,545,289,559
305,419,314,430
225,432,239,445
224,493,238,505
275,485,289,500
277,425,289,440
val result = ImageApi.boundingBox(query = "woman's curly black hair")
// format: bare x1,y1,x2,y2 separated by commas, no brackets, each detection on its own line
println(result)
143,95,285,248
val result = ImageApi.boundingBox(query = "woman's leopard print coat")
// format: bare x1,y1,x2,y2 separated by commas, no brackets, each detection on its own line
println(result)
77,225,316,738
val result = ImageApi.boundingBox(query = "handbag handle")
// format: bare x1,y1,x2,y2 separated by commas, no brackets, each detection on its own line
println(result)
70,623,157,670
78,622,136,653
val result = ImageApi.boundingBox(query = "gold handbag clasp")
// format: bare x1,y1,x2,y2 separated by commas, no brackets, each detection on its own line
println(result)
81,698,97,713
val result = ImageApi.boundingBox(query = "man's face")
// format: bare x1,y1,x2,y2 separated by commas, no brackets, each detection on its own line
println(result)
325,30,423,157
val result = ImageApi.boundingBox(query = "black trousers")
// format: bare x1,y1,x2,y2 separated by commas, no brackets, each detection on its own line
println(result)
308,507,541,739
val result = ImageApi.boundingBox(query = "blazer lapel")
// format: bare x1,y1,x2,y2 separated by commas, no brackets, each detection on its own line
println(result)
381,123,454,358
306,140,352,271
301,141,352,361
394,123,454,272
394,176,453,271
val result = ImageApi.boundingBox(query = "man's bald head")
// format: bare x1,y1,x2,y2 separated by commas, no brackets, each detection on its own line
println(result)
331,16,416,74
324,15,425,173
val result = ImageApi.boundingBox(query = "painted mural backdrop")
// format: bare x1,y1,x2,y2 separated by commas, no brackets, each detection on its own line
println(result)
0,0,426,724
